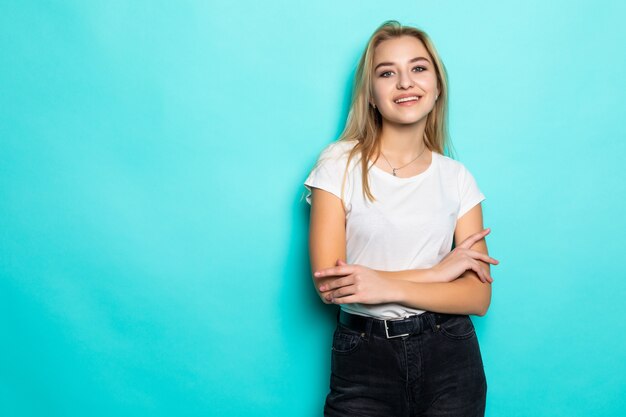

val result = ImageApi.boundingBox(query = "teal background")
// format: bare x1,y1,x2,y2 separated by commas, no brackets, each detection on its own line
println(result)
1,1,625,416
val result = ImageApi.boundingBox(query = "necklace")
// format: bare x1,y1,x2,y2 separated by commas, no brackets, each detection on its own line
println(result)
380,146,428,176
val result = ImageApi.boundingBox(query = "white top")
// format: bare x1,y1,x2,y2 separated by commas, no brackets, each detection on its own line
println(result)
303,139,486,319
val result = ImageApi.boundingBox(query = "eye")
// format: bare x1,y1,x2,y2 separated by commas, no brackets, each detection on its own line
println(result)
412,66,427,72
379,71,394,78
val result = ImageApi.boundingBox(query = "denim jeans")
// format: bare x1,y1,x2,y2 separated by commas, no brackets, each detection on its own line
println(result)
324,310,487,417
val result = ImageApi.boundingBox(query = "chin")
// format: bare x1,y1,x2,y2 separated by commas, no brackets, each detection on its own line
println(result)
381,109,432,125
386,115,428,125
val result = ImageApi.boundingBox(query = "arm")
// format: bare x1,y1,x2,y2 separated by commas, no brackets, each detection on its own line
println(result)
387,203,492,316
451,202,492,314
376,268,437,283
313,201,495,314
376,205,493,285
308,187,347,304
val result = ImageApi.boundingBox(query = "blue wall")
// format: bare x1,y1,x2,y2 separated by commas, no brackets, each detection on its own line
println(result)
1,1,625,416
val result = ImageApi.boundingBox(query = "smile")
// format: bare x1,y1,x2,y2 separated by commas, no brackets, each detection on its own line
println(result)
394,96,420,104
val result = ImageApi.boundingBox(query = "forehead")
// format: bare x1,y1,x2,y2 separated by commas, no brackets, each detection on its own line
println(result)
373,35,430,64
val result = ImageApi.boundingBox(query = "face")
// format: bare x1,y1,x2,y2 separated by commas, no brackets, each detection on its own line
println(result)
370,35,439,126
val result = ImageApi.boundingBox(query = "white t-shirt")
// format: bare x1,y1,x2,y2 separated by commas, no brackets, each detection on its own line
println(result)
303,139,486,319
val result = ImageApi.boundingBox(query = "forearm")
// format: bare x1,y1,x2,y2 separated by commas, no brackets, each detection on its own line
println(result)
377,268,438,283
388,270,491,316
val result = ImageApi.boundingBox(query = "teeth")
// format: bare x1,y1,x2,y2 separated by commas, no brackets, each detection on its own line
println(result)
395,96,419,103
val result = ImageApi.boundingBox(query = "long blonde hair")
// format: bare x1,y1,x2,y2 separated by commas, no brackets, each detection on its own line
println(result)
334,20,454,204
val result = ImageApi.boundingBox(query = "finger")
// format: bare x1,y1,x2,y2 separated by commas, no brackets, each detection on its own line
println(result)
314,265,352,279
327,285,355,301
320,276,353,292
462,250,497,282
471,264,487,283
468,259,488,283
465,249,499,265
331,293,358,304
470,261,493,283
477,263,494,283
458,228,491,249
467,260,484,282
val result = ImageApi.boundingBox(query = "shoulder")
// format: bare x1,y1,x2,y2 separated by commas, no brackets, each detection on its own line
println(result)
435,152,483,190
435,152,466,175
304,140,358,206
318,139,358,161
313,139,359,172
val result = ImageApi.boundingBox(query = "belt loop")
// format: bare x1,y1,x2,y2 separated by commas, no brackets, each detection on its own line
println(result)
425,312,439,332
363,316,373,340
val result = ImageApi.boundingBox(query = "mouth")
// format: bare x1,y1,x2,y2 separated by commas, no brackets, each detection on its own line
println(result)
393,95,421,104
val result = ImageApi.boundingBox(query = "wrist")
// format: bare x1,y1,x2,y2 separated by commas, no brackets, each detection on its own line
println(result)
385,278,408,304
425,267,439,283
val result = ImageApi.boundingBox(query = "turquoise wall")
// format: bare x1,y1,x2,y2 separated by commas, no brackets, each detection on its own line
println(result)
2,1,625,416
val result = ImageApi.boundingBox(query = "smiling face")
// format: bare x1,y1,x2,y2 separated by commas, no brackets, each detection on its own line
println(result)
370,35,439,126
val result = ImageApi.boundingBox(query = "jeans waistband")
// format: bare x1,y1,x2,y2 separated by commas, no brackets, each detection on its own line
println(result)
338,309,457,339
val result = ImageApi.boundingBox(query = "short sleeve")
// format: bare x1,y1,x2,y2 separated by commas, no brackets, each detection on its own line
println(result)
303,144,347,205
457,164,486,219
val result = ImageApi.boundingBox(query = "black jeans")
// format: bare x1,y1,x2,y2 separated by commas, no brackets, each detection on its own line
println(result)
324,310,487,417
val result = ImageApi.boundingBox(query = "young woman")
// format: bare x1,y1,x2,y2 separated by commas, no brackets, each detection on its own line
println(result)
303,21,499,416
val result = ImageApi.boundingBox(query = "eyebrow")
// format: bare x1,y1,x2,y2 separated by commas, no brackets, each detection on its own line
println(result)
374,56,431,71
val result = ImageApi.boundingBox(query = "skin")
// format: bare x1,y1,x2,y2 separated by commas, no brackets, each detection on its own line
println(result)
370,35,438,166
308,36,499,316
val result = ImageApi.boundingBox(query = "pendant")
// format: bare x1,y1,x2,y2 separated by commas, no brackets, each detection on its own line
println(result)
392,169,397,176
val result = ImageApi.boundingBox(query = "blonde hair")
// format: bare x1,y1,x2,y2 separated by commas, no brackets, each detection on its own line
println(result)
330,20,455,204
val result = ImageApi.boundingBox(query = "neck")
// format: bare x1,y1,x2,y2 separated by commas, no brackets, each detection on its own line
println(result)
377,119,428,164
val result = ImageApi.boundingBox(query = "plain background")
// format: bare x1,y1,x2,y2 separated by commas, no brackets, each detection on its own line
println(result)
1,1,625,416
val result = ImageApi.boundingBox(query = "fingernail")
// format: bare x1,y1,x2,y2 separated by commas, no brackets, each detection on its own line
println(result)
319,285,326,291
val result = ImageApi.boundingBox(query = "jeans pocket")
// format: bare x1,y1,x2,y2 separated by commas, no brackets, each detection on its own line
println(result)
331,325,363,355
437,315,476,340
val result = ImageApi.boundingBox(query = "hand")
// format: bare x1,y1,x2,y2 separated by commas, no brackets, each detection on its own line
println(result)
314,259,396,304
431,228,500,283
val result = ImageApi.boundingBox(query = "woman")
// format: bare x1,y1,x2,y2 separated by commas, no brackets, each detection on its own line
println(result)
303,21,499,416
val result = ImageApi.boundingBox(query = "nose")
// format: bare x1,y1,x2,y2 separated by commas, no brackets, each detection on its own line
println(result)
397,70,414,89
